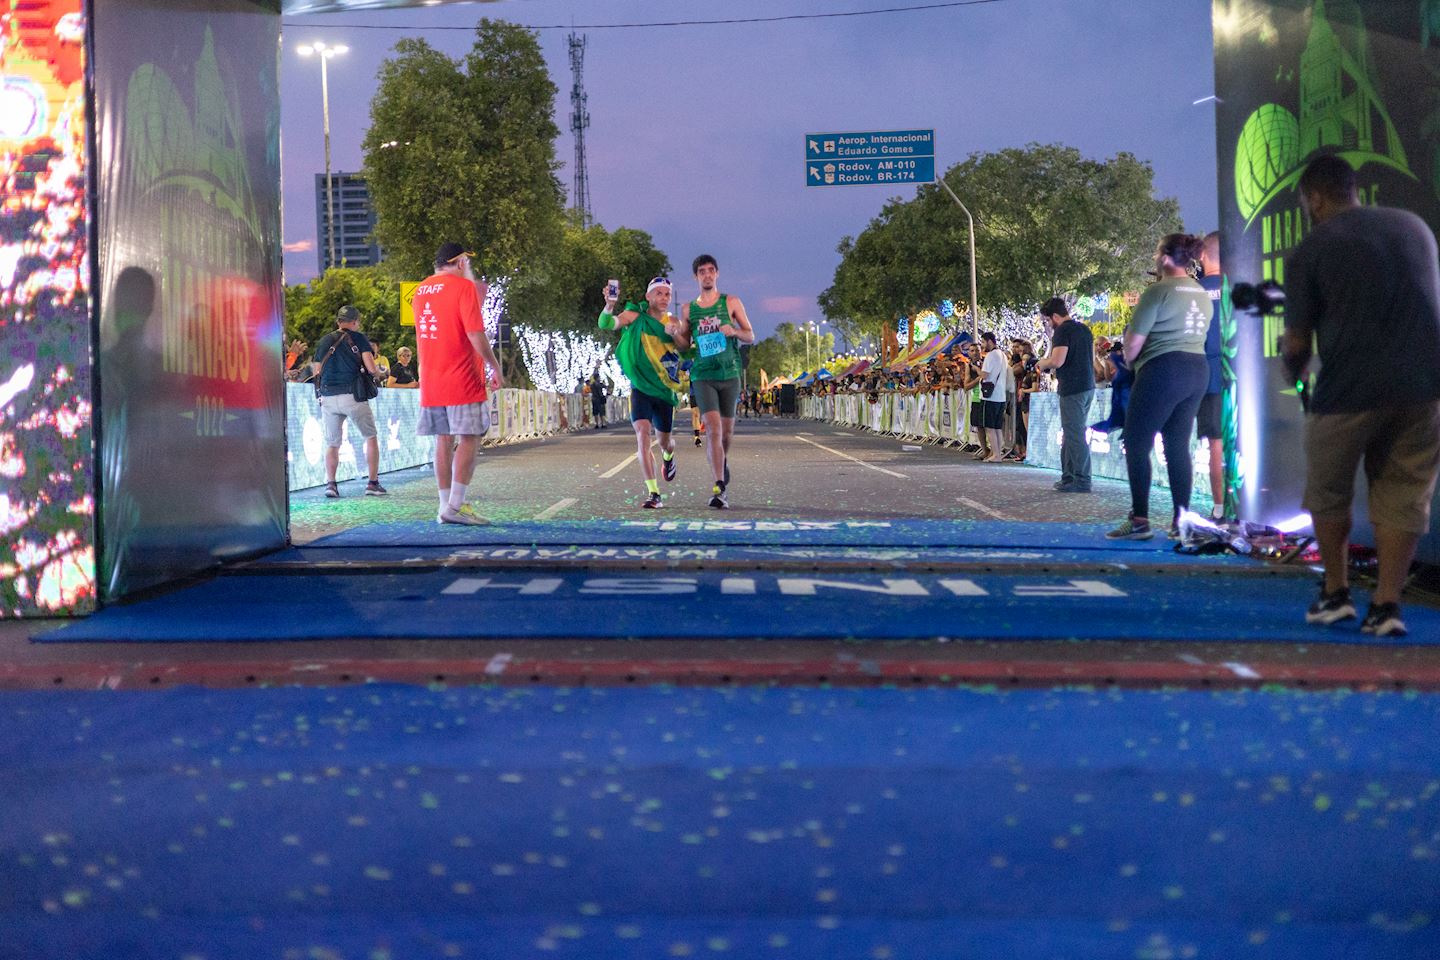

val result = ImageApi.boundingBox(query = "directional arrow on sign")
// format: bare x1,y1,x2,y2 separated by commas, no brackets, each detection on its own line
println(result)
808,139,819,152
810,166,821,180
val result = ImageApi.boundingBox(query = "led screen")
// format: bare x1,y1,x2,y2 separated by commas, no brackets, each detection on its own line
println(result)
0,0,95,616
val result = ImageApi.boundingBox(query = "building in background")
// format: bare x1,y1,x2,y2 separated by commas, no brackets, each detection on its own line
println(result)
314,171,381,271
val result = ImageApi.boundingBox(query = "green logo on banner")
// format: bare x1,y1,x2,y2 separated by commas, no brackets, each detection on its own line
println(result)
1234,0,1414,225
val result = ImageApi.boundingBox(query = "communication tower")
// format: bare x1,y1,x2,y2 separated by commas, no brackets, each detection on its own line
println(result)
568,33,592,224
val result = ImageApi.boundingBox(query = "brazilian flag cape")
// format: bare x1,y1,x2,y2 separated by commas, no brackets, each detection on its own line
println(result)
599,301,688,405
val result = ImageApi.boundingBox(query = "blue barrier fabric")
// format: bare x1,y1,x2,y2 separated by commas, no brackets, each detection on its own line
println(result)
3,685,1438,959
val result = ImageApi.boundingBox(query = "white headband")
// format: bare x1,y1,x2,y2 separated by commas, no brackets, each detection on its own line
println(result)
646,278,673,295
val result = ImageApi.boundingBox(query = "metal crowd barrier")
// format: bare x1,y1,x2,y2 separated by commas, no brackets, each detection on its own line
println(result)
285,383,631,490
798,388,1210,499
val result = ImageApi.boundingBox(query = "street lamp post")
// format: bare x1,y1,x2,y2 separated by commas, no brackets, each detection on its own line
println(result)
936,177,979,340
297,40,349,273
804,320,820,374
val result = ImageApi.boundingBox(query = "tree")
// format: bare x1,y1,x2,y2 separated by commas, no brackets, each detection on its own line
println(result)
505,210,672,337
820,144,1182,338
284,266,403,360
748,323,835,381
362,21,565,283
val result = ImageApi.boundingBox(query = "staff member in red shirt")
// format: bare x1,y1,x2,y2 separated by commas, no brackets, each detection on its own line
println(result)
413,242,504,525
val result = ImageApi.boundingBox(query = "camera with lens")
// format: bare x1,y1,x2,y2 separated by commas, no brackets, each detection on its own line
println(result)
1023,355,1040,372
1230,280,1285,315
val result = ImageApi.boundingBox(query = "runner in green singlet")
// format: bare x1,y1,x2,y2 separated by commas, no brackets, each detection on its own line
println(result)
671,254,756,509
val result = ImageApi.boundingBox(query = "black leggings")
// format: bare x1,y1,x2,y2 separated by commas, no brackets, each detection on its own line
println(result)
1122,351,1208,520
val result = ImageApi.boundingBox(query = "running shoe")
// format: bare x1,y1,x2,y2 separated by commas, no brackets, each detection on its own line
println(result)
642,492,664,509
324,481,339,498
365,480,388,496
1305,585,1356,626
1360,601,1406,637
708,483,728,509
693,433,703,447
663,456,676,482
438,504,490,526
1105,517,1154,540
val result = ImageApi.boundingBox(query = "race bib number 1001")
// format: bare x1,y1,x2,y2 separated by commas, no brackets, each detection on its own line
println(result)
697,331,727,358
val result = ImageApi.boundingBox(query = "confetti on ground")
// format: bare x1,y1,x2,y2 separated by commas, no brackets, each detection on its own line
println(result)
3,684,1439,958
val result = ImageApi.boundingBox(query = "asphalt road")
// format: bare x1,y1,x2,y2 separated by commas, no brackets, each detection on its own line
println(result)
290,414,1140,542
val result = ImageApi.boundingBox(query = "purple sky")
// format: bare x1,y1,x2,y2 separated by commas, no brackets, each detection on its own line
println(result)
280,0,1219,339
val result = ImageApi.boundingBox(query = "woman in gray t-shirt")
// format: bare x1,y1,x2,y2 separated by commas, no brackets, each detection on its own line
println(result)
1106,233,1213,541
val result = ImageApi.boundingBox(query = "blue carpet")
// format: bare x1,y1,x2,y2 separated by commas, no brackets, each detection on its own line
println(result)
2,685,1438,959
35,568,1436,644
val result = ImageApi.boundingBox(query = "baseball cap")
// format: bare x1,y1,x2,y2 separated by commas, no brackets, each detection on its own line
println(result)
336,305,360,324
434,242,474,266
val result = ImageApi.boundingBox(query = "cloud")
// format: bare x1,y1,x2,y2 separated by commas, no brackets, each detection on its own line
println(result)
284,240,315,253
760,296,808,315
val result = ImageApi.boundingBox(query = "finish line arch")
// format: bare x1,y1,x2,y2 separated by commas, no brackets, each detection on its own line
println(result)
4,0,1438,616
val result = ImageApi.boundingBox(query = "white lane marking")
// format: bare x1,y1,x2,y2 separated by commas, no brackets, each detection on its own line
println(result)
902,445,922,451
484,653,513,676
795,435,908,479
599,453,638,479
957,496,1017,522
533,498,578,520
1221,661,1261,679
1177,654,1206,666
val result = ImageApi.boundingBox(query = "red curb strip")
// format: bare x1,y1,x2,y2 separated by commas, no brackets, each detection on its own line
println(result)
3,655,1437,691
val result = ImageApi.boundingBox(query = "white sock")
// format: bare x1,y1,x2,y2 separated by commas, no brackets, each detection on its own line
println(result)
438,488,451,511
448,481,468,511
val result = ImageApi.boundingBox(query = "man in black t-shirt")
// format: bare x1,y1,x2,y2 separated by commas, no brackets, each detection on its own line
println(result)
1035,298,1095,492
1283,155,1440,638
311,305,387,498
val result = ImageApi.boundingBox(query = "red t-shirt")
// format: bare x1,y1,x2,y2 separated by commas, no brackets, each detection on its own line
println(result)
413,273,489,406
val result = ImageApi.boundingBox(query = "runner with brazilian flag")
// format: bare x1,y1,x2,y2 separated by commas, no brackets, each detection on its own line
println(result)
598,277,692,509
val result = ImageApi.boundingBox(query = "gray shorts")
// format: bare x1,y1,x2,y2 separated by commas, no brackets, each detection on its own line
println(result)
320,392,377,446
693,378,741,418
418,401,492,437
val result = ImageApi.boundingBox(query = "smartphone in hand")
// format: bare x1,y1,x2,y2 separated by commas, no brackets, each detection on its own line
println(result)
607,279,619,300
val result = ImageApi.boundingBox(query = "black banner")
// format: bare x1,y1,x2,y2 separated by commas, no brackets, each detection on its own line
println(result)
94,0,286,599
1214,0,1440,557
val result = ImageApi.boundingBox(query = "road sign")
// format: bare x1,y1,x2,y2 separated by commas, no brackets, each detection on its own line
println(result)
806,155,935,187
400,281,418,326
806,129,933,160
805,129,934,186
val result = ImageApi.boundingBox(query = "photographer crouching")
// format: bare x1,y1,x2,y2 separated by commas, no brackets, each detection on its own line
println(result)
1282,155,1440,638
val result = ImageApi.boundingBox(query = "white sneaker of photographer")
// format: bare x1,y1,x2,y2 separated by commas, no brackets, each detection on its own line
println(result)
438,504,490,526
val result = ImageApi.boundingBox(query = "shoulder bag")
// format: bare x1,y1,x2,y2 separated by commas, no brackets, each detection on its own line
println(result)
343,330,380,402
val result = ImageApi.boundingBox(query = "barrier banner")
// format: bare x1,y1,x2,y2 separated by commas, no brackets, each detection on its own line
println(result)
285,387,598,489
93,0,286,601
285,384,435,490
1,0,95,616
